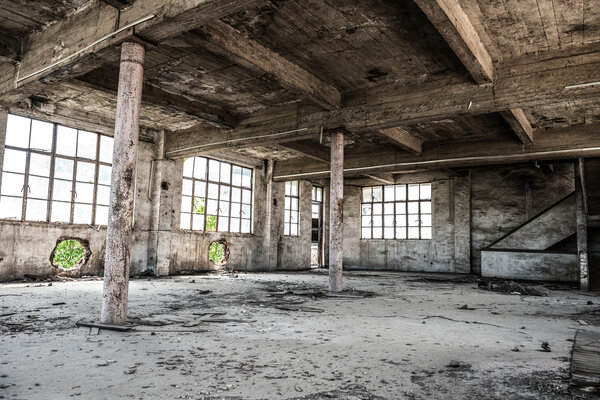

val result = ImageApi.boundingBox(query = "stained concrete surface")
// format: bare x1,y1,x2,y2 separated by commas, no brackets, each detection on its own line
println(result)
1,270,599,399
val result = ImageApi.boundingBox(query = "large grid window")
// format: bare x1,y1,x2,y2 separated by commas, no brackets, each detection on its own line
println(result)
180,156,253,233
0,114,113,225
361,183,432,240
284,181,299,236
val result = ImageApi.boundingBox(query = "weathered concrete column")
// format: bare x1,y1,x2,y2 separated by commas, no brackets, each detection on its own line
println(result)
148,130,175,276
0,109,8,191
329,131,344,292
575,161,589,291
101,41,145,324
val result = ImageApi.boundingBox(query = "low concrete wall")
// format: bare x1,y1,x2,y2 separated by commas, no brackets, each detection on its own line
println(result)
481,250,578,282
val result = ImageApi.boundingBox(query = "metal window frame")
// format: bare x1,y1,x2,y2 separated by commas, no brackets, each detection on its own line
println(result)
0,114,113,226
284,180,300,236
360,182,432,240
181,156,254,234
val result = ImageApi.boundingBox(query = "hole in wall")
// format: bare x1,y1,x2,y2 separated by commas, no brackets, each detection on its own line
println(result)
50,237,91,270
209,239,229,268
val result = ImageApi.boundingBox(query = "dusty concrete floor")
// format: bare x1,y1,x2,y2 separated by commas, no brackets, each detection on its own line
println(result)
1,270,599,399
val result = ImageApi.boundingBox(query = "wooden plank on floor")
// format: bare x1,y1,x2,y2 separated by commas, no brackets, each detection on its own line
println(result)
571,330,600,387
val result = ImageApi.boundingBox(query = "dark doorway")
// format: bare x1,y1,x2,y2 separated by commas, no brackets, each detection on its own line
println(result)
311,186,324,268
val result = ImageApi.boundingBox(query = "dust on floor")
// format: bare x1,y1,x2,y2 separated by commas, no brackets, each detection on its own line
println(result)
1,270,599,399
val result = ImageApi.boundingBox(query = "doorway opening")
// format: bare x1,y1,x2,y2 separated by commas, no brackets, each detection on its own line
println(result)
311,186,324,268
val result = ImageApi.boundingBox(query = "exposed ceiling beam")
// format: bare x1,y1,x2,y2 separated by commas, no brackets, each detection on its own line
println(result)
377,127,423,154
192,21,341,110
279,140,330,163
413,0,494,84
500,108,535,145
74,67,236,129
412,0,541,145
364,173,395,184
272,124,600,180
0,0,266,98
163,53,600,157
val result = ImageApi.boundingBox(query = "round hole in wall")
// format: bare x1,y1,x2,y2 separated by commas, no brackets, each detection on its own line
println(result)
209,240,229,268
50,237,91,270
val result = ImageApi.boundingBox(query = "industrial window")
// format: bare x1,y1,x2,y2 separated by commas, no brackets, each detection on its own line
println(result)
284,181,299,236
311,186,323,203
180,156,253,233
361,183,432,240
0,114,114,225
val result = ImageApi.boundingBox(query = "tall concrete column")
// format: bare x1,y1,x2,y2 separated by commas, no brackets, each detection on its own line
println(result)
576,161,589,291
101,41,145,325
329,131,344,292
148,130,175,276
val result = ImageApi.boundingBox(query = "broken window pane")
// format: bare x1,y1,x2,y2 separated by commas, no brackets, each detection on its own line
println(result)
25,199,47,221
99,135,114,163
5,114,31,148
30,120,53,152
361,204,371,216
56,126,77,156
0,195,22,219
3,149,27,173
77,130,97,159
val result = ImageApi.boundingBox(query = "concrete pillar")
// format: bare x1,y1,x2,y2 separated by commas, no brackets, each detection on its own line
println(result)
329,131,344,292
0,109,7,191
101,41,145,325
575,162,589,291
148,130,174,276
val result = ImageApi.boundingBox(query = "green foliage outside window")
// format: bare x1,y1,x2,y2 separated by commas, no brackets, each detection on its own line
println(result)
209,242,225,264
53,240,85,269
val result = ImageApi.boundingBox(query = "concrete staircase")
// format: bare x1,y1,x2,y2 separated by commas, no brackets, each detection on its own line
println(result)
481,192,578,282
